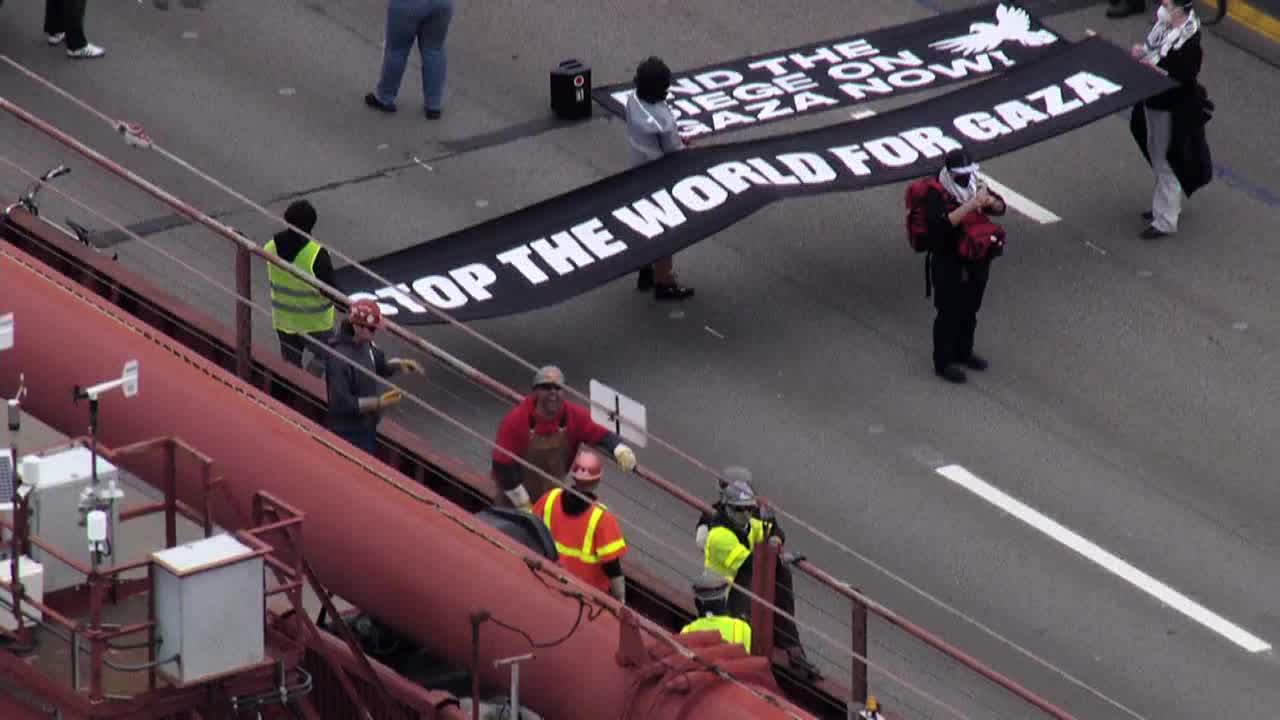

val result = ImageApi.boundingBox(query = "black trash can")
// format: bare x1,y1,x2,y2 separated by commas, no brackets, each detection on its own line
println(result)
550,59,592,120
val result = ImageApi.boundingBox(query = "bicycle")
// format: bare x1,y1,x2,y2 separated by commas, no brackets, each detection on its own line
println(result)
4,164,117,261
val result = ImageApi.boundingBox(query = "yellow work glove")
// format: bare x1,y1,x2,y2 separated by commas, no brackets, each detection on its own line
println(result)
394,358,424,374
613,444,637,473
379,389,403,409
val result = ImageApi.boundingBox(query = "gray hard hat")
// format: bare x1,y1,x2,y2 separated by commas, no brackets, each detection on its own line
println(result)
720,467,757,508
691,571,731,600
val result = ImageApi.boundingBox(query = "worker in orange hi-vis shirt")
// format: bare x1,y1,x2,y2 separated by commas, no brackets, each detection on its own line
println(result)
532,450,628,603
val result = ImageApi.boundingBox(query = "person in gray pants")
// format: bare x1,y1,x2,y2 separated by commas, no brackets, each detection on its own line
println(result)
364,0,454,119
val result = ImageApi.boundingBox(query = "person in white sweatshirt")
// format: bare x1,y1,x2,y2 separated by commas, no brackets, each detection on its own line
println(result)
624,57,695,301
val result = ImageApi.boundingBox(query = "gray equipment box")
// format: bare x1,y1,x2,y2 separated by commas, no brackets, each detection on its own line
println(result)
21,445,122,592
152,533,266,685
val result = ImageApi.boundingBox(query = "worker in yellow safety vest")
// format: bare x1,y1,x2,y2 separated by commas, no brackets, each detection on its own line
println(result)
264,200,335,370
680,571,751,653
695,466,818,677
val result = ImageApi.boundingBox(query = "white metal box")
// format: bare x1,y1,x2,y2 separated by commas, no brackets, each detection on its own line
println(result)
0,555,44,631
20,445,122,593
152,533,265,685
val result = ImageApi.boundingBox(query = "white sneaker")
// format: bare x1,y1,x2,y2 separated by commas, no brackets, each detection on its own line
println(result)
46,33,66,45
66,43,105,59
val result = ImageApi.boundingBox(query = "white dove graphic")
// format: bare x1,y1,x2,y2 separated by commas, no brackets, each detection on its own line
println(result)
929,4,1058,57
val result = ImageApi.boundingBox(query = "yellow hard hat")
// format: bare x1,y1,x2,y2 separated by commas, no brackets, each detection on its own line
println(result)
865,696,879,712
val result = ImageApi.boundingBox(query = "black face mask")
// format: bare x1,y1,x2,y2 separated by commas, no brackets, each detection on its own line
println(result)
950,172,971,187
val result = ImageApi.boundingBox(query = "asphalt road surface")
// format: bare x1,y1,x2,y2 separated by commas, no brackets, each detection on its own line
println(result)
3,0,1279,717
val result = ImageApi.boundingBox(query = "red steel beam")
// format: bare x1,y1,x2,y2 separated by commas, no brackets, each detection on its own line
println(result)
0,242,811,720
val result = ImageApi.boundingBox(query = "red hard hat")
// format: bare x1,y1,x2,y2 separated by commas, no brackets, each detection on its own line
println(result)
570,451,603,485
349,299,382,329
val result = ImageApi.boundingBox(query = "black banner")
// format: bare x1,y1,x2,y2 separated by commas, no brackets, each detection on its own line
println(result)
594,2,1064,139
336,38,1172,325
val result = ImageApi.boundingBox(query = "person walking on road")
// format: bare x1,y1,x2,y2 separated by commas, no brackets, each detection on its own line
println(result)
265,200,336,371
44,0,104,58
491,365,637,512
1129,0,1212,239
532,450,629,603
625,56,695,301
364,0,454,119
324,300,424,454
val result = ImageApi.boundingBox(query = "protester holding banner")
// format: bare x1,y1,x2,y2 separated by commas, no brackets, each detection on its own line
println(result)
1128,0,1212,240
625,56,695,301
916,148,1006,385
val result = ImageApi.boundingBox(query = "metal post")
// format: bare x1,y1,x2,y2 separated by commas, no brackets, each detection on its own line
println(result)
164,440,177,548
851,591,868,708
748,539,778,658
71,629,80,691
88,574,104,701
494,653,534,720
235,244,252,382
470,611,489,720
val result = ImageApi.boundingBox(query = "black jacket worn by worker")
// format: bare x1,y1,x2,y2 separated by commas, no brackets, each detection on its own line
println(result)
1129,33,1213,196
271,226,336,289
924,184,1005,373
324,323,395,437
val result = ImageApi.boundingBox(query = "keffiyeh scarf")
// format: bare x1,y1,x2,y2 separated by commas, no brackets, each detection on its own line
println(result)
939,165,980,204
1140,6,1200,66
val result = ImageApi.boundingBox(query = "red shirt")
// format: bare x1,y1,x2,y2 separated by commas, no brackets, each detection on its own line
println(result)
492,395,610,465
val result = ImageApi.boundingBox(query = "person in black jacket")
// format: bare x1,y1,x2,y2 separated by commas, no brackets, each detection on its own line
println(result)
924,149,1006,384
324,300,423,454
1129,0,1212,239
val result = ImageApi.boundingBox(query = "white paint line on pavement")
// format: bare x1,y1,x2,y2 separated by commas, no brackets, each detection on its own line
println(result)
935,463,1272,654
849,108,1060,224
979,175,1061,225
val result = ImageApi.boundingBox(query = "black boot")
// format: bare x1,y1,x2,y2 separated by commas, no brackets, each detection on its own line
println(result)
935,365,967,384
636,266,654,291
654,282,695,301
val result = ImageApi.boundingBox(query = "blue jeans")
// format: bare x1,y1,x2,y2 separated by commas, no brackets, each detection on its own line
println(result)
374,0,454,112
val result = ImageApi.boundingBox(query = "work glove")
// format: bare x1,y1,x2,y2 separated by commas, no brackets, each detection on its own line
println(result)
782,551,805,565
379,389,403,409
504,485,532,513
613,444,637,473
393,358,424,374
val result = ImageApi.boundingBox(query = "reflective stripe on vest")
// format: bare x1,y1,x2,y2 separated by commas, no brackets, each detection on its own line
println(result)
266,239,334,334
542,488,620,563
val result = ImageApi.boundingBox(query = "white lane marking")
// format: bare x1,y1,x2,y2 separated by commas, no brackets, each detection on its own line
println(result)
703,325,726,339
852,107,1060,224
935,463,1272,654
979,175,1061,225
